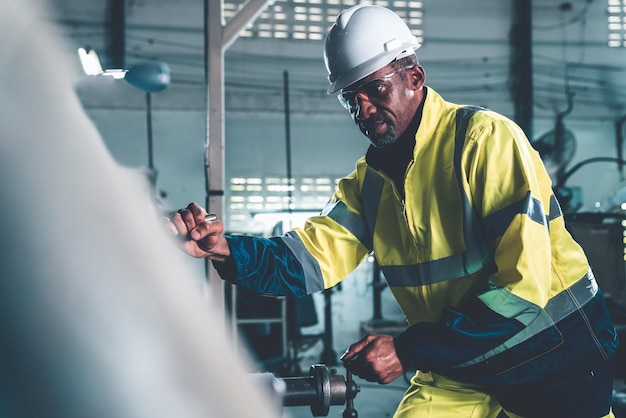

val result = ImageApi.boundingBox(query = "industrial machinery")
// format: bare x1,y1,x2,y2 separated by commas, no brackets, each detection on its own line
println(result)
254,364,360,417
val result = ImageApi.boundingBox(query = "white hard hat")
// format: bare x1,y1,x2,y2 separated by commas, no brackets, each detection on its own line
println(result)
324,5,421,94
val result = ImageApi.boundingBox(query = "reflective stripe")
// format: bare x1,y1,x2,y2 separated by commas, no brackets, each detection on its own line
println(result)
361,166,384,252
372,106,496,287
548,194,562,221
482,193,562,241
383,244,493,287
362,106,563,287
278,231,325,293
454,107,474,246
320,200,338,216
322,200,372,251
483,192,548,241
455,106,488,272
454,270,598,368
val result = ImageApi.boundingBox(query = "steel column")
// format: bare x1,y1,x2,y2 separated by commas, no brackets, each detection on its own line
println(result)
204,0,271,316
510,0,533,139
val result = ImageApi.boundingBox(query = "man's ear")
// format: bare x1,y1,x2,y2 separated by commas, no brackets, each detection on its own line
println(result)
408,65,425,90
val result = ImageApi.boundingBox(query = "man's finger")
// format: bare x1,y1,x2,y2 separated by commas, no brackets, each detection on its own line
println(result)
341,334,375,361
162,217,179,236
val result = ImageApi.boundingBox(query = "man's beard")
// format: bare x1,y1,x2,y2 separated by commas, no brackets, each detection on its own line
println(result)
359,115,397,149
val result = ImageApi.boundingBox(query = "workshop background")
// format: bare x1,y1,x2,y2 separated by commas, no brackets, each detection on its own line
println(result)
36,0,626,416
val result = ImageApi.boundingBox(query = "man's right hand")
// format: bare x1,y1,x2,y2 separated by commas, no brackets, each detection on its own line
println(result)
166,202,231,262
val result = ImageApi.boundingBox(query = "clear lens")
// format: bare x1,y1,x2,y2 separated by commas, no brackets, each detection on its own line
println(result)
336,66,414,112
338,82,381,111
337,92,352,110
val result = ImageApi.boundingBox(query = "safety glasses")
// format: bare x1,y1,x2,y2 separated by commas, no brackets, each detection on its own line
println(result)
337,65,414,112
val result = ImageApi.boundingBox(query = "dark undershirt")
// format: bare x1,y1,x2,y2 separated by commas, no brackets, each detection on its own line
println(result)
365,89,426,198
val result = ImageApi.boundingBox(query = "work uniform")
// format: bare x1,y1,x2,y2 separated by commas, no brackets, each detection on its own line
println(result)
218,87,618,417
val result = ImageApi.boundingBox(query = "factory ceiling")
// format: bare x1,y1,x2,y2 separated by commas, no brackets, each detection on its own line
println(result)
43,0,626,122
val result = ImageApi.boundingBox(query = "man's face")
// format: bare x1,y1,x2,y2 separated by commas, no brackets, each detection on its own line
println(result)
338,64,424,148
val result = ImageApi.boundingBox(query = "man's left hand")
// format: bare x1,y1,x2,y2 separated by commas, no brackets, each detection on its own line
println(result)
341,334,404,384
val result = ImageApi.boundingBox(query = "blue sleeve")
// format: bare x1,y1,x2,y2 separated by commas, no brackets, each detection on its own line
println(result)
212,235,309,297
393,296,524,372
394,290,617,407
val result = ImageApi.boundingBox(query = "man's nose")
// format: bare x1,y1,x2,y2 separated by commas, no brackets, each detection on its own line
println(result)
354,98,377,120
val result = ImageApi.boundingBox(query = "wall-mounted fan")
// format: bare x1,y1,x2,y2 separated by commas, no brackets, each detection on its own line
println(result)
533,92,576,183
533,92,578,211
534,117,577,180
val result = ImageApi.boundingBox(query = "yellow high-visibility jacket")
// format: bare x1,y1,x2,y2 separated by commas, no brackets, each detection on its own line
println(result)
220,87,618,417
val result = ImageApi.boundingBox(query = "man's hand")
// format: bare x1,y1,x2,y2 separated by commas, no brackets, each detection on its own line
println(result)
341,334,404,384
166,202,231,262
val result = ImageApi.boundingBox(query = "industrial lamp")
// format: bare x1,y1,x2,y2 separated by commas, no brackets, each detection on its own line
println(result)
78,47,171,203
77,47,170,92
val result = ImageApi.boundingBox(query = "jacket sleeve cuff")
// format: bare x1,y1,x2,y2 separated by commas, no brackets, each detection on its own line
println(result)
211,237,238,281
394,325,427,372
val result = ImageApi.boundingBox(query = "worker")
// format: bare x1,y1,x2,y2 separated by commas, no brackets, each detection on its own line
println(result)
168,5,618,418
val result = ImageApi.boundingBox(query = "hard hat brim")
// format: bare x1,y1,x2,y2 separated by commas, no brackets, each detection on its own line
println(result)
326,45,420,95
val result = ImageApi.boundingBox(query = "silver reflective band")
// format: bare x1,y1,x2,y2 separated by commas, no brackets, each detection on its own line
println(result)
454,270,599,368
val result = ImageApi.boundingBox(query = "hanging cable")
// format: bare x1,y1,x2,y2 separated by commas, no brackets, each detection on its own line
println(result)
532,0,593,31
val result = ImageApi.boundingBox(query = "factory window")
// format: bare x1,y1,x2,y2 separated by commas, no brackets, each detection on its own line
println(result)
227,176,340,234
223,0,424,43
608,0,626,47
